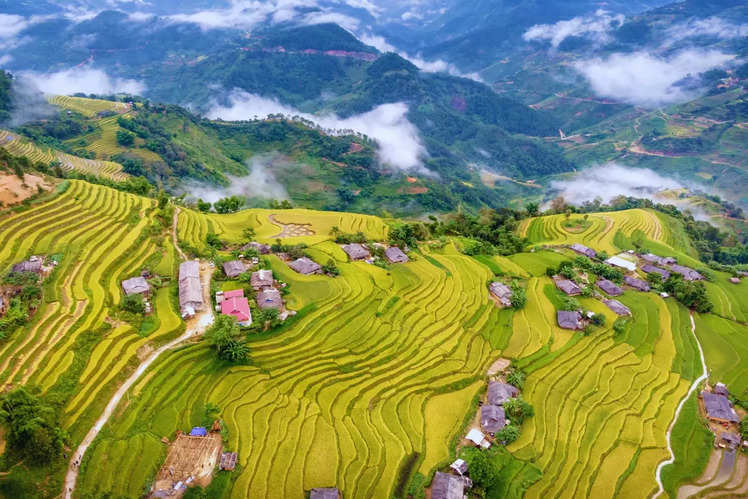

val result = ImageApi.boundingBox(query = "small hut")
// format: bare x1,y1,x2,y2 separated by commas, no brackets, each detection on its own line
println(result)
554,278,581,296
597,279,623,296
385,246,409,264
223,260,246,279
624,276,650,292
603,299,631,316
288,257,321,275
481,405,507,433
121,276,150,297
557,310,583,330
310,488,340,499
250,269,274,290
570,243,596,258
257,288,283,310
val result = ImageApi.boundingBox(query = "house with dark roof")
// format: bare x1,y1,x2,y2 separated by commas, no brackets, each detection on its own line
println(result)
481,405,507,433
121,276,150,296
178,260,203,318
640,253,668,265
310,487,339,499
557,310,583,330
554,278,581,296
604,299,631,316
570,243,596,258
250,269,273,290
11,258,42,274
642,264,670,280
624,276,650,292
489,282,513,307
385,246,409,264
714,383,729,397
431,471,465,499
721,432,740,449
288,257,321,275
670,264,704,281
257,288,283,311
221,290,252,326
701,391,739,423
220,452,237,471
342,243,371,261
242,241,271,254
597,279,623,296
487,381,519,406
223,260,246,279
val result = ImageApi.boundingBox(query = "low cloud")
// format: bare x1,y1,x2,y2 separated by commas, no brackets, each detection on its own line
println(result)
19,67,146,96
666,17,748,43
186,156,289,203
5,75,56,126
573,49,735,107
207,90,427,171
523,10,624,48
550,163,684,205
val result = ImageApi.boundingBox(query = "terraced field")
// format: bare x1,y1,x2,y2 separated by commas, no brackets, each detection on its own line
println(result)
48,95,130,117
0,129,128,180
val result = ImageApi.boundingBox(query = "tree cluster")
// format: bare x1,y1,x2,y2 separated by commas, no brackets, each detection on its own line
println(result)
0,388,66,465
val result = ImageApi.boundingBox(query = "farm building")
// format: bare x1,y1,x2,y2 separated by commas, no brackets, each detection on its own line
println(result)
554,278,581,296
179,260,203,318
342,243,371,261
487,381,519,405
605,255,637,272
481,404,507,433
489,282,513,307
310,487,339,499
642,264,670,280
714,383,729,397
221,290,252,326
190,427,208,437
250,269,273,290
242,241,271,254
557,310,583,330
670,264,704,281
640,253,675,266
385,246,409,264
121,276,150,296
12,257,42,274
597,279,623,296
570,243,596,258
450,458,468,475
721,432,740,450
604,299,631,316
219,452,237,471
257,288,283,310
701,391,739,423
223,260,246,279
624,276,650,292
730,277,740,284
431,471,465,499
466,428,490,448
288,257,322,275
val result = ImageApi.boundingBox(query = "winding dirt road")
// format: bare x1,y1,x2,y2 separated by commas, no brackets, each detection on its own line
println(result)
652,312,707,498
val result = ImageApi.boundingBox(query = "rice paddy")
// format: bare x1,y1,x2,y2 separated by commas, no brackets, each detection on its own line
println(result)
47,95,130,117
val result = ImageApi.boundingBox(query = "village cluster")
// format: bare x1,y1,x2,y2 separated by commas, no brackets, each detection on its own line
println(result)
700,382,746,452
0,255,56,315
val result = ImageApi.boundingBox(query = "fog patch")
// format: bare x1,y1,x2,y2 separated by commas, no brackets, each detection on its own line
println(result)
207,90,427,172
665,17,748,44
19,67,146,96
523,10,624,48
550,163,683,205
185,156,289,203
5,75,56,126
573,49,735,107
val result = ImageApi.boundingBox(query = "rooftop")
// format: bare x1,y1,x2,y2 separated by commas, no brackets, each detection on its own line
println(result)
221,296,252,324
310,488,339,499
624,276,650,292
342,243,371,260
431,471,465,499
250,269,274,288
604,299,631,316
605,256,636,272
289,257,321,275
597,279,623,296
257,288,283,310
121,276,149,296
481,404,507,433
555,278,581,296
557,310,583,330
702,391,738,422
570,243,596,258
223,260,246,278
385,246,409,263
487,381,519,406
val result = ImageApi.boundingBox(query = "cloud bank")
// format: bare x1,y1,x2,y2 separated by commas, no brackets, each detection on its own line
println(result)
666,16,748,43
19,67,146,96
523,10,624,48
207,90,427,171
573,49,735,107
186,156,289,203
550,163,683,205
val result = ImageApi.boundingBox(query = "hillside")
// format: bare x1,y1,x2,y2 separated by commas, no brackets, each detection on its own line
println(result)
0,177,744,497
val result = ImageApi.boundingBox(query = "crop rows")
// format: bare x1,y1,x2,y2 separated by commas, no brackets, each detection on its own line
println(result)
48,95,129,117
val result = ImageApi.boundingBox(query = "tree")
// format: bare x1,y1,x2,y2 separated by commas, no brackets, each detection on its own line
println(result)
550,196,566,213
205,232,222,250
0,388,65,465
197,199,212,213
465,448,500,488
205,315,249,362
157,189,169,209
214,196,243,214
590,313,606,326
510,282,527,310
663,275,713,313
525,202,539,217
242,227,256,242
505,369,525,389
741,416,748,441
495,425,520,444
116,130,135,146
122,294,145,314
322,259,340,276
504,397,534,425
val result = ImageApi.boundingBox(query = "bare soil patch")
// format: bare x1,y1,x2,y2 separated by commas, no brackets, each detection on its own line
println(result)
268,214,314,238
152,433,223,497
0,173,52,206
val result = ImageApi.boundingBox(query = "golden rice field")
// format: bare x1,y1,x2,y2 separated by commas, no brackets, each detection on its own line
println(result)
0,180,741,498
47,95,130,117
0,129,128,181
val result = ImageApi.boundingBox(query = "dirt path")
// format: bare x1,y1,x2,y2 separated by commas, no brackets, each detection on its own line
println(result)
268,213,314,238
653,312,708,498
173,207,187,262
62,264,214,498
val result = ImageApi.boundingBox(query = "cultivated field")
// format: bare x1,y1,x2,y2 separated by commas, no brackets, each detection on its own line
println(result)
47,95,130,117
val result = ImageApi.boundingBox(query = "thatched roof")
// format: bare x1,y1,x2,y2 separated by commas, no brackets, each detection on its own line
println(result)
481,404,506,433
597,279,623,296
178,261,203,311
342,243,371,260
223,260,246,278
604,299,631,316
555,278,581,296
624,276,650,292
385,246,409,263
12,259,42,273
289,257,321,275
714,383,729,397
570,243,596,258
642,264,670,280
431,472,464,499
310,488,339,499
670,264,703,281
701,391,738,422
487,382,519,406
557,310,583,330
220,452,237,471
242,241,271,254
257,288,283,310
250,269,273,289
121,276,149,296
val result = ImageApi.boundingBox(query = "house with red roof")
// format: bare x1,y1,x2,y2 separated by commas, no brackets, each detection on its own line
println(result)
220,289,252,326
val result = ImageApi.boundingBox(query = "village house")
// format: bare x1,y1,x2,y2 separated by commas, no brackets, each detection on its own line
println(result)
714,382,729,397
640,253,675,266
721,432,740,450
257,288,283,311
487,381,519,406
450,458,468,475
605,255,637,272
342,243,371,261
481,404,507,433
310,487,340,499
385,246,409,264
221,289,252,326
730,277,741,284
642,264,670,280
121,276,150,297
178,260,203,318
570,243,596,258
597,279,623,296
701,391,739,424
466,428,491,449
489,282,513,307
223,260,246,279
12,256,43,274
431,471,466,499
250,269,274,290
557,310,583,330
219,452,237,471
604,299,631,316
242,241,271,254
554,278,581,296
670,264,704,281
289,257,322,275
624,276,650,292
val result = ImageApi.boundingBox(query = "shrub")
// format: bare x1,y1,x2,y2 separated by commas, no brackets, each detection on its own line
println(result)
510,282,527,310
322,259,340,276
505,369,525,389
495,425,520,444
590,313,606,326
121,294,145,315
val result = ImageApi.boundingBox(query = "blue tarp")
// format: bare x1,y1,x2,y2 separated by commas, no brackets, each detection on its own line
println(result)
189,426,207,437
